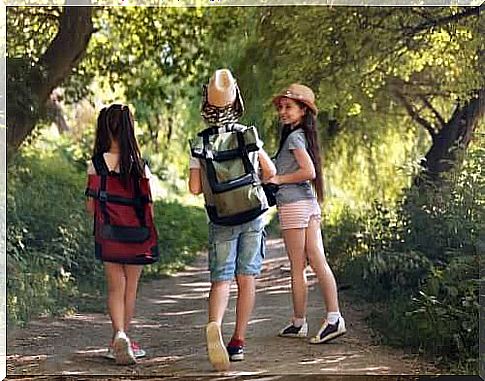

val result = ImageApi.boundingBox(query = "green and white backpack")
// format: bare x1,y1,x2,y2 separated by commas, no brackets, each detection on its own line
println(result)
190,123,268,226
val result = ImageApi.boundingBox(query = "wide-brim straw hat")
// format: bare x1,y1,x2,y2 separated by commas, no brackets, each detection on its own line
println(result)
272,83,318,114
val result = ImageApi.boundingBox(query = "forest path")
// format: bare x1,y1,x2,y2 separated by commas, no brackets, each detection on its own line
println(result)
7,238,437,378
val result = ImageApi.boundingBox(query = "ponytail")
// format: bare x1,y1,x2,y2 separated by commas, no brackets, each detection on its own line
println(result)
301,108,324,203
119,105,144,184
92,104,145,186
93,107,110,156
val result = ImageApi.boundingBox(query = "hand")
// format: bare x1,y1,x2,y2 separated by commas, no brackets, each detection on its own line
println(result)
266,175,281,185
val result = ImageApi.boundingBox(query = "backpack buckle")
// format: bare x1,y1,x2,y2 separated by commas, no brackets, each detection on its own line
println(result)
98,190,108,202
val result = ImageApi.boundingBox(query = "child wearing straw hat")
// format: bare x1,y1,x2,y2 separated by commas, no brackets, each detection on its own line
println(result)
188,69,276,371
269,83,347,344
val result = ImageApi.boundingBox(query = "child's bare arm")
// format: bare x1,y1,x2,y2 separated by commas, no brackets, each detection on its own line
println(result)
86,198,95,215
189,168,202,195
86,162,96,215
258,149,276,182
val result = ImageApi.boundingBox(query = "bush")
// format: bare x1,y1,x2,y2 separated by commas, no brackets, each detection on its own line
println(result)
7,150,95,325
147,200,208,275
323,145,483,372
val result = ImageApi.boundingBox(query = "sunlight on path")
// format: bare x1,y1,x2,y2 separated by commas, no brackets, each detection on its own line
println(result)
6,238,437,377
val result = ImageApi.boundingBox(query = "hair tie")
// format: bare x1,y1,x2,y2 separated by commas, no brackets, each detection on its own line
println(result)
121,106,133,130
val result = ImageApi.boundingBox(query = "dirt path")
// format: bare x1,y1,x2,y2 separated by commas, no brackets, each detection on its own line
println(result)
7,238,438,377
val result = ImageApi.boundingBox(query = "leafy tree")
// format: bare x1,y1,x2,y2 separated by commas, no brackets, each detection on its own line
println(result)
7,7,94,159
219,7,484,183
6,6,217,161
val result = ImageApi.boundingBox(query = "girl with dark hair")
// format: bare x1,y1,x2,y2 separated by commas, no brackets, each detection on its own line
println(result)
86,104,154,364
268,84,346,344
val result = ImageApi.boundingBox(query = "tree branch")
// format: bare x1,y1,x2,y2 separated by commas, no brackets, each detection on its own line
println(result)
406,6,483,36
420,95,446,129
394,91,437,138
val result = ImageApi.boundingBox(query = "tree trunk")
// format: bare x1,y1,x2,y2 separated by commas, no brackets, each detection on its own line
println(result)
7,7,94,161
420,89,484,181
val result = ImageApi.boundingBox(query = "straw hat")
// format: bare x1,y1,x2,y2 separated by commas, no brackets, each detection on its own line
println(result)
272,83,318,114
207,69,238,107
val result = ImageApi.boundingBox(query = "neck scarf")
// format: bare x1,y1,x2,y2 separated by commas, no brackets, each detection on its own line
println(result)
201,104,239,128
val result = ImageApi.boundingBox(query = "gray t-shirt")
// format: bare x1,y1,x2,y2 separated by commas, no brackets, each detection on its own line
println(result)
274,128,315,205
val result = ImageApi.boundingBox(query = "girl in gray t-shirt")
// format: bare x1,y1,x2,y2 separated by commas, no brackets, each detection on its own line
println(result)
267,83,347,344
274,127,315,205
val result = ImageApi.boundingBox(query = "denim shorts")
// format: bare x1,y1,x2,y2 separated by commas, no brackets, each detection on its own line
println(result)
208,216,266,282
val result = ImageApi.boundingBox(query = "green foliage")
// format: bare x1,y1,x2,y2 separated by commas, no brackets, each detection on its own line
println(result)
251,7,481,118
58,101,98,168
325,142,483,371
86,7,209,87
7,146,95,325
147,201,208,276
324,123,420,207
6,58,44,132
7,7,61,60
7,6,224,159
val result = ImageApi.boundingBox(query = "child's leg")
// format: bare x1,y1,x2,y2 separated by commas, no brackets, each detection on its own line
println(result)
282,227,308,319
207,280,232,370
208,280,231,325
232,217,264,342
232,274,256,341
104,262,127,339
205,223,237,370
207,223,238,325
305,217,339,313
122,264,143,333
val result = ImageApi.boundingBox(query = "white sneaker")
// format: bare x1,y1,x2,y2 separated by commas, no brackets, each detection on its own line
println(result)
309,317,347,344
278,321,308,338
206,322,230,371
105,340,146,360
112,331,136,365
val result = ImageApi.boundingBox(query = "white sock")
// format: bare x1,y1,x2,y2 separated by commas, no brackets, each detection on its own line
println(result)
326,311,341,325
292,317,306,327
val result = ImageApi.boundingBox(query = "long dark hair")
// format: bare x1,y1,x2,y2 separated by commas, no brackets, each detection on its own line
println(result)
93,104,144,184
280,105,324,203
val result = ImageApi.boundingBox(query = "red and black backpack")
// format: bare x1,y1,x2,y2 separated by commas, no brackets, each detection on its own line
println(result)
85,154,159,265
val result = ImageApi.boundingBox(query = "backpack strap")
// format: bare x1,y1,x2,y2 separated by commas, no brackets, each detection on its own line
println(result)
202,131,257,194
92,154,110,225
236,130,255,175
273,127,300,159
191,125,260,160
88,154,150,227
92,153,110,176
198,126,219,137
132,174,147,227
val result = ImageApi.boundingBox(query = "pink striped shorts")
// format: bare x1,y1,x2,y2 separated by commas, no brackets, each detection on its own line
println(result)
277,198,322,230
